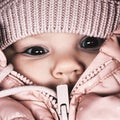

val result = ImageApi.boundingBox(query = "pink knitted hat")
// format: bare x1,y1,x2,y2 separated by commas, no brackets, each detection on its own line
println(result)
0,0,120,49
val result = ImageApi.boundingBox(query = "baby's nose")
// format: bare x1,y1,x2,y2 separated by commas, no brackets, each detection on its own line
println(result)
52,57,83,82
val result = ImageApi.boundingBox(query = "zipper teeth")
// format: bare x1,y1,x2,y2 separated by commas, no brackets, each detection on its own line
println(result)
10,71,34,85
0,86,57,107
71,59,114,95
80,59,113,83
41,91,57,107
3,70,58,107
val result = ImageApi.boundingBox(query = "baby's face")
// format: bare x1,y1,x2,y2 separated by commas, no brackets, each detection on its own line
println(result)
4,33,104,91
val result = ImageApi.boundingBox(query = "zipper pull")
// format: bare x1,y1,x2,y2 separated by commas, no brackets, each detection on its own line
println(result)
57,84,69,120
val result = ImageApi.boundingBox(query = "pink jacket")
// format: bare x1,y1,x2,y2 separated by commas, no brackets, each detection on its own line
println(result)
0,27,120,120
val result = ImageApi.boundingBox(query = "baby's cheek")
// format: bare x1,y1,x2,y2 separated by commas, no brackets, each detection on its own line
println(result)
78,51,98,68
12,64,55,87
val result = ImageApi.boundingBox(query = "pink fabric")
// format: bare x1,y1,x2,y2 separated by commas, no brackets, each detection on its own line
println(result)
0,27,120,119
0,97,34,120
69,27,120,120
75,94,120,120
1,0,120,50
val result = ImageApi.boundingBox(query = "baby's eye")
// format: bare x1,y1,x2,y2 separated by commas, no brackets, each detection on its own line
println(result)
23,46,49,55
80,36,105,51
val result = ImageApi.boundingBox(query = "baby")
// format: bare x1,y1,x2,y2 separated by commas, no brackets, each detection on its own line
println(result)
0,0,120,120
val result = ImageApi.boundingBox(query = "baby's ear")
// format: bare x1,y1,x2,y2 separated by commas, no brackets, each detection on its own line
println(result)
0,49,7,67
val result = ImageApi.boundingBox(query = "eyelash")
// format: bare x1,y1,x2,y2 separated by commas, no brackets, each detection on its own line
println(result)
80,36,105,51
23,46,49,56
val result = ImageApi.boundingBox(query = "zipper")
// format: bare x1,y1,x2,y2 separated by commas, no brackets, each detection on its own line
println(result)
0,85,69,120
57,85,69,120
10,70,34,85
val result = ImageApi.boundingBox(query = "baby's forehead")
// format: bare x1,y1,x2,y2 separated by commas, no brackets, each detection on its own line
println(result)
13,33,84,44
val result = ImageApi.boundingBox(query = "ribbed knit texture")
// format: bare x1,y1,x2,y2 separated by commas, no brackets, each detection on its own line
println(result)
0,0,120,49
